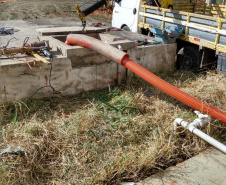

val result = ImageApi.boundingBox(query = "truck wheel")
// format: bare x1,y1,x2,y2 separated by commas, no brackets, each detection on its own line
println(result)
168,5,173,10
177,46,200,72
148,31,154,37
122,25,130,31
141,28,150,35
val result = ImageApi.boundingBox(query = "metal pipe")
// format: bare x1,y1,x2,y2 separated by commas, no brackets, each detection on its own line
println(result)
82,0,107,16
66,34,226,125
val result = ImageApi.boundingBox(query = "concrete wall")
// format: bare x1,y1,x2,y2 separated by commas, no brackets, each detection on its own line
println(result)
128,43,177,74
0,56,125,102
0,34,176,102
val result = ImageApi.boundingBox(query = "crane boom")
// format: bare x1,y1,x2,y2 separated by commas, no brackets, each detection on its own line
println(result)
76,0,121,30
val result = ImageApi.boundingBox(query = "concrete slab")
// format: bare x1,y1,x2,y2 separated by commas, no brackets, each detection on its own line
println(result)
36,26,107,36
133,144,226,185
109,30,156,43
41,32,134,59
128,44,176,73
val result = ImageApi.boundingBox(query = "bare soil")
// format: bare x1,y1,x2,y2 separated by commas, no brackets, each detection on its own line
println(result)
0,0,112,24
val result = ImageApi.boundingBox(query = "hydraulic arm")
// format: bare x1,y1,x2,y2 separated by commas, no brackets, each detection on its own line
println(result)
76,0,121,30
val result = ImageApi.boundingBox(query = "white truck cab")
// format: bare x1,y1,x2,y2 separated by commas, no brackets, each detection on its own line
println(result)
112,0,141,33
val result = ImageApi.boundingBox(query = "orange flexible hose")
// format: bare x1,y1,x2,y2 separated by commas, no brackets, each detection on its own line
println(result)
121,56,226,124
66,34,226,125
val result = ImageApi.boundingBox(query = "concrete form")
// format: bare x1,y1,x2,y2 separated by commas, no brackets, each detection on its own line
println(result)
0,20,176,102
134,143,226,185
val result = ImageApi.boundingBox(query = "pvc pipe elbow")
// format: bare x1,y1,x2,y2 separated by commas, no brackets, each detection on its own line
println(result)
174,118,189,131
187,118,207,133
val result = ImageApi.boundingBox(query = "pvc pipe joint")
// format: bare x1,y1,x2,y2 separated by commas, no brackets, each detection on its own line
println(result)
174,113,226,154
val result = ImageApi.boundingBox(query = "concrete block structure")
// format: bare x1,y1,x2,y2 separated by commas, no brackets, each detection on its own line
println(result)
0,21,176,102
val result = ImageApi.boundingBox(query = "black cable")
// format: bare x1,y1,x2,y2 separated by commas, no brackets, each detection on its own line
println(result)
23,37,29,47
49,59,61,95
29,58,61,100
1,37,18,58
3,37,18,48
0,36,61,100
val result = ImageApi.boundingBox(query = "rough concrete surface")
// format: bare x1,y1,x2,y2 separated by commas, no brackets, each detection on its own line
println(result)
0,19,176,102
128,44,176,73
37,26,107,36
129,144,226,185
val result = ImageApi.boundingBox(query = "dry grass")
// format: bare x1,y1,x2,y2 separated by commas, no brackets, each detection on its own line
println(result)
0,71,226,185
90,5,113,20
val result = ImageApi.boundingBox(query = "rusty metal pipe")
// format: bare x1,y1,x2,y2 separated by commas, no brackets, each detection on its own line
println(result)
66,34,226,125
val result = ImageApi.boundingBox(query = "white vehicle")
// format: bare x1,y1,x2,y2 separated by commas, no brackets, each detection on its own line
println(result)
78,0,226,73
112,0,142,33
112,0,226,73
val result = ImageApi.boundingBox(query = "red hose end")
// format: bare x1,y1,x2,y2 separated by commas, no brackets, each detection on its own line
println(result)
65,40,69,45
121,56,130,66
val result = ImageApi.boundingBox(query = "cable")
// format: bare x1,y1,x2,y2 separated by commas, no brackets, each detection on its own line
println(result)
3,37,18,48
23,37,29,47
48,58,61,95
1,37,18,57
1,37,60,99
29,58,61,100
2,47,42,72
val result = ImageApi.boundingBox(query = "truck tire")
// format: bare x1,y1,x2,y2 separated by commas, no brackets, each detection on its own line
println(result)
177,46,200,72
122,25,130,31
141,28,150,35
168,5,173,10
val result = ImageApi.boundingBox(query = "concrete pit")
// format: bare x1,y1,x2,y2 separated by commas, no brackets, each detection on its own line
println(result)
0,21,176,102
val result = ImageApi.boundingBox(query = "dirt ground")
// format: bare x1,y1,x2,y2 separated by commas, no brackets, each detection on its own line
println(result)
0,0,112,24
1,1,226,185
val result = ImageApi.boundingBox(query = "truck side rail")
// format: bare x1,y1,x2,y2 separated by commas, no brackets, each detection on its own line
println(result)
195,3,226,18
157,1,226,18
138,5,226,53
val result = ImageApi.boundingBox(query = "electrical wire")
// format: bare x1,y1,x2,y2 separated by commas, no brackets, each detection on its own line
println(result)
3,37,18,48
29,58,61,100
23,37,29,47
1,37,60,99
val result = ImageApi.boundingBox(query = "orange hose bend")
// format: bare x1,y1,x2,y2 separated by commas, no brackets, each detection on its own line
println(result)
66,34,226,125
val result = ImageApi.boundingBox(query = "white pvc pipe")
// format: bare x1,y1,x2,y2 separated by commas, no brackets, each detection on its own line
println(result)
192,129,226,153
174,118,226,154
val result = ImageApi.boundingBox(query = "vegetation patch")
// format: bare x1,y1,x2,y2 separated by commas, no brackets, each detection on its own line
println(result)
0,71,226,184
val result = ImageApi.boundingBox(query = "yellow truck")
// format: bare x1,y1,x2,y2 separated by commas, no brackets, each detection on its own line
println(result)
112,0,226,73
